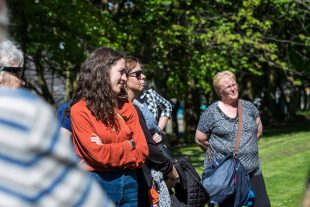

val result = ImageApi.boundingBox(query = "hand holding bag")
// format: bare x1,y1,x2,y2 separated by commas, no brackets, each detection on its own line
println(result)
202,100,254,207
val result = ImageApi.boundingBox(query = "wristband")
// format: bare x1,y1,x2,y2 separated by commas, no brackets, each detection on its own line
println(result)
129,139,136,150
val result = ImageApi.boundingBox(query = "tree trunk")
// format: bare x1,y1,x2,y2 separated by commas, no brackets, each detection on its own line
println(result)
184,87,201,143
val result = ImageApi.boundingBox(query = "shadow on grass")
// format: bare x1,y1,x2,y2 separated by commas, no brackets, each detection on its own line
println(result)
263,115,310,138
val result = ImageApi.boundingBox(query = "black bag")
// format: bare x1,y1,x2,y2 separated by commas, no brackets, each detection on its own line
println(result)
170,191,187,207
157,142,174,161
157,138,209,206
173,156,210,207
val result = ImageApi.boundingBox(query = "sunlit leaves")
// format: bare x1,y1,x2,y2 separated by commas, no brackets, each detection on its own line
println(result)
8,0,310,104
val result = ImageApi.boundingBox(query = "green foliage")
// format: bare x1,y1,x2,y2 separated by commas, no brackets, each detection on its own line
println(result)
9,0,109,101
259,131,310,206
8,0,310,119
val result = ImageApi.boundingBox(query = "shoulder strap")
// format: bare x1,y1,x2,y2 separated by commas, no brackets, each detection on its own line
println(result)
234,99,243,156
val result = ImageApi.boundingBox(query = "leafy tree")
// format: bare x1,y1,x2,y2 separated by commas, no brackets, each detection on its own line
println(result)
8,0,310,138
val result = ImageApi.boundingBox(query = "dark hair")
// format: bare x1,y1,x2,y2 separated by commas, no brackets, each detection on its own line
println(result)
71,47,125,127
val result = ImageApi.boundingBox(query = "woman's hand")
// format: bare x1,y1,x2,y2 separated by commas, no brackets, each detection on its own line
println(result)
165,165,180,188
89,133,103,145
152,133,162,143
165,177,177,189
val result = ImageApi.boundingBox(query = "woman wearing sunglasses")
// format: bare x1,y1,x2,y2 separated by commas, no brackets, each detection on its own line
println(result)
125,56,179,207
195,70,270,207
0,40,25,88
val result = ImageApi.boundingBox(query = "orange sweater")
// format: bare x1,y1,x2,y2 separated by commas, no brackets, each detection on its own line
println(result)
70,99,149,171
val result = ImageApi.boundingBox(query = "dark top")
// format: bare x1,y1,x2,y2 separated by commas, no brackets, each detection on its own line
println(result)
134,105,172,176
134,105,173,207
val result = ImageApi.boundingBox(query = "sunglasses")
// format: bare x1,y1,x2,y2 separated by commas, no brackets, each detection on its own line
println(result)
0,66,23,78
128,70,144,78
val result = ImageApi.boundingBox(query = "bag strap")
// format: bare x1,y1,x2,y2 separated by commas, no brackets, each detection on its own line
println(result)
234,99,243,157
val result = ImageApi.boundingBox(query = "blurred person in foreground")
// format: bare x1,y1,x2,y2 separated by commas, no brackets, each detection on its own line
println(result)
0,88,114,206
70,47,148,206
0,40,25,88
195,70,270,207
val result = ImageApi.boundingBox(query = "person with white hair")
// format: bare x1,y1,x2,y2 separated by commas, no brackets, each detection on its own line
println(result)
0,40,25,88
0,88,115,207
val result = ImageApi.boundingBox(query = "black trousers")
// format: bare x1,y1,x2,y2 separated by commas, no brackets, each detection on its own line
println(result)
219,173,270,207
250,174,270,207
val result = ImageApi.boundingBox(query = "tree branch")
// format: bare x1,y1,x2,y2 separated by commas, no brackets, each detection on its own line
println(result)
262,36,310,47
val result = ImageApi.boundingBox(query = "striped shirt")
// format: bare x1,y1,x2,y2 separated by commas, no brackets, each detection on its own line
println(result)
0,88,114,207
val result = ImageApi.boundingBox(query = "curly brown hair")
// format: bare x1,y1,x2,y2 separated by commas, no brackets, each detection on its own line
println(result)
71,47,126,127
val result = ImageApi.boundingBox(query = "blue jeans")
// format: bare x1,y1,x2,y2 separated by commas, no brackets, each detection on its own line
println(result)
90,169,138,207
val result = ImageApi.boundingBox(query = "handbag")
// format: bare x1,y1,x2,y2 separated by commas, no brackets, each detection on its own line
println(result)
173,156,210,207
157,142,174,161
156,135,210,206
202,100,254,207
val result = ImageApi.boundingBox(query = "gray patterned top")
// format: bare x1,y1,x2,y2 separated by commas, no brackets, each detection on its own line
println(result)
197,99,261,176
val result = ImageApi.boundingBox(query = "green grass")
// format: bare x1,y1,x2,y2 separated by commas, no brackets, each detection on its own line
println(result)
259,131,310,207
173,121,310,207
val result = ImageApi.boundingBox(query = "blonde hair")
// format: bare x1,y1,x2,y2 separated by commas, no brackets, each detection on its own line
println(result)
213,70,237,96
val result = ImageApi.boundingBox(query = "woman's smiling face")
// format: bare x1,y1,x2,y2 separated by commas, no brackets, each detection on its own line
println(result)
219,76,239,102
109,58,127,95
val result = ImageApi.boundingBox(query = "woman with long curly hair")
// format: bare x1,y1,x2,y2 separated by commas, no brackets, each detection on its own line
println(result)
70,47,148,207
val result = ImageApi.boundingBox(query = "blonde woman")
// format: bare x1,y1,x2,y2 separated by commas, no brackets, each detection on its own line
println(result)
195,70,270,207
